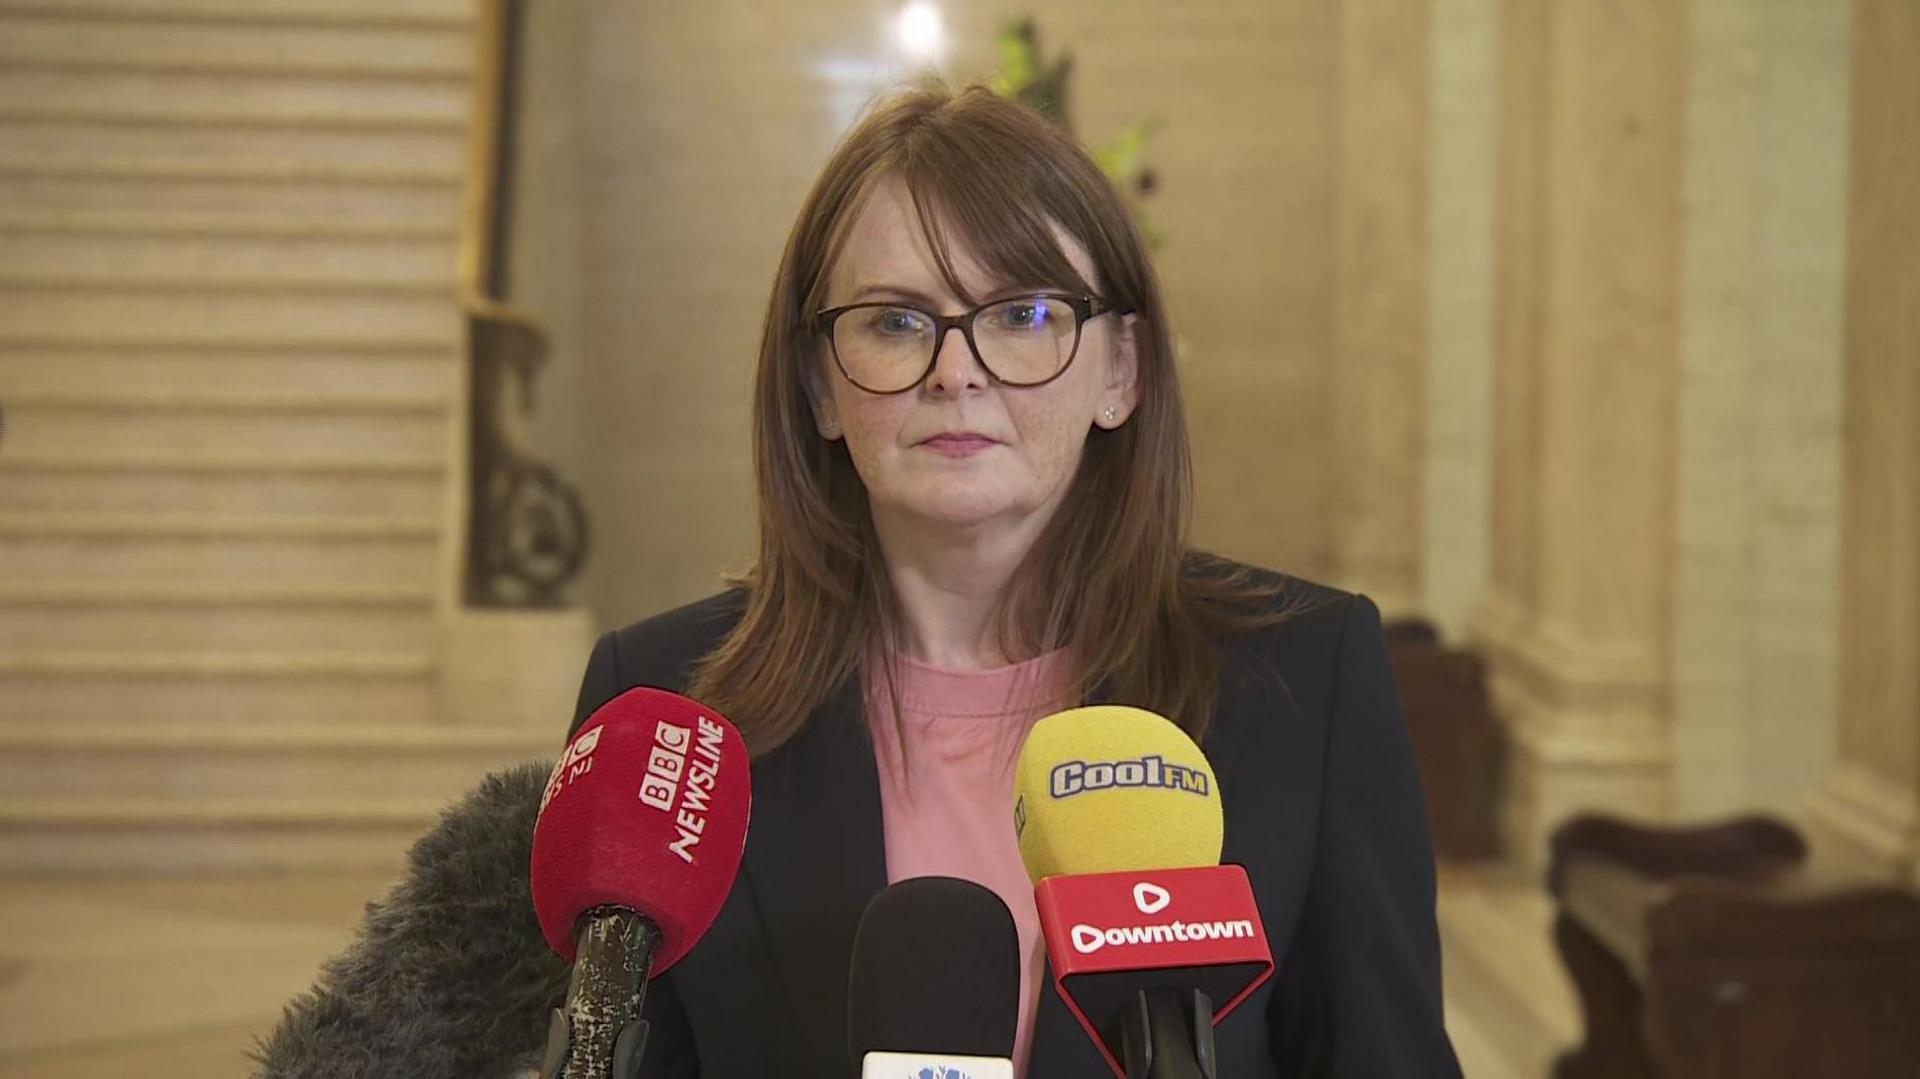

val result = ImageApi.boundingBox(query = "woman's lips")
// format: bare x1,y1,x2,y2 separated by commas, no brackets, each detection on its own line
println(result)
918,435,999,457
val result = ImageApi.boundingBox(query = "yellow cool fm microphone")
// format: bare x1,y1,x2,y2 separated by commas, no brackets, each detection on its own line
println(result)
1014,706,1274,1079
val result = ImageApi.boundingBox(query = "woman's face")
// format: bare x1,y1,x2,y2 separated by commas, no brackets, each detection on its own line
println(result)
808,176,1138,536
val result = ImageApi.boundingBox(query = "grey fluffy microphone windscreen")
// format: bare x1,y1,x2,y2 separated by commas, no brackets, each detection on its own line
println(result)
251,762,567,1079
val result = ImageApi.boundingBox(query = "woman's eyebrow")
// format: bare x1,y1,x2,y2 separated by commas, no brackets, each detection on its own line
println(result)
846,281,1053,307
847,282,945,306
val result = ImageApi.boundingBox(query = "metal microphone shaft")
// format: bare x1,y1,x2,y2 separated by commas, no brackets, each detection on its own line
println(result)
1118,987,1217,1079
549,907,661,1079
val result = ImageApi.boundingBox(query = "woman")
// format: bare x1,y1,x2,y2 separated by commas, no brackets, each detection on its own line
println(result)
572,84,1460,1078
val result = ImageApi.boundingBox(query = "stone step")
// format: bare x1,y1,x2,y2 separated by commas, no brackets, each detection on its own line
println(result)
0,445,446,474
0,348,454,408
0,582,435,654
0,510,443,536
6,393,448,453
0,12,472,79
0,290,461,347
0,515,441,589
0,0,475,26
0,465,446,517
0,120,465,184
4,403,447,462
0,715,553,871
0,800,470,873
0,67,468,130
0,797,450,872
0,445,441,470
0,175,461,236
0,656,438,728
1,231,459,292
0,722,553,807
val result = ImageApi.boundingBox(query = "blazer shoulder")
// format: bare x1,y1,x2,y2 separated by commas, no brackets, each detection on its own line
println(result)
570,589,748,739
1195,557,1379,723
605,588,750,692
1185,552,1356,630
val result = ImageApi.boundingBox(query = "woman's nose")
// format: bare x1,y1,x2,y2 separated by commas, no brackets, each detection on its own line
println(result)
923,324,991,394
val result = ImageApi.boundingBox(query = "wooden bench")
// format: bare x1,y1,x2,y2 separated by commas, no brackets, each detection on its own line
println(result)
1547,813,1920,1078
1383,619,1505,860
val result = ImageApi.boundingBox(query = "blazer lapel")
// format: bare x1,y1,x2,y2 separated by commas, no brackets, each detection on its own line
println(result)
740,677,888,1078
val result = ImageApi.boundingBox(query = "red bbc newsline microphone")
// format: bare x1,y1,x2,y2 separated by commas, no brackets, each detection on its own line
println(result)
1014,706,1275,1079
530,687,752,1079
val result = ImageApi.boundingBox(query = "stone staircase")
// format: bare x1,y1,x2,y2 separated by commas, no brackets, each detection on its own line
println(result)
0,0,567,870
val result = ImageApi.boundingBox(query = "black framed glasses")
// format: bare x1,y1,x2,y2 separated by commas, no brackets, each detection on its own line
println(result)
813,292,1119,395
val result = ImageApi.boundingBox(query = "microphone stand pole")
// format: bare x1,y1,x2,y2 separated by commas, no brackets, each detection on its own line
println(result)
540,906,660,1079
1117,987,1218,1079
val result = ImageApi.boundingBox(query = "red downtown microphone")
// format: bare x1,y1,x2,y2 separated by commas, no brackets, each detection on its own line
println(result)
531,687,751,1079
1014,706,1274,1079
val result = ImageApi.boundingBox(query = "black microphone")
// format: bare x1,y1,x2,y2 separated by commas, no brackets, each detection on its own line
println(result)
848,876,1021,1078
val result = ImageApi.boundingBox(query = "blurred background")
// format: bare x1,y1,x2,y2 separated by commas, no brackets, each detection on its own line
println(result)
0,0,1914,1075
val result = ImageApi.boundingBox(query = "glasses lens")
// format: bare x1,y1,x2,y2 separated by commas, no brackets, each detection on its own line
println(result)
833,305,936,392
829,297,1085,392
974,296,1079,386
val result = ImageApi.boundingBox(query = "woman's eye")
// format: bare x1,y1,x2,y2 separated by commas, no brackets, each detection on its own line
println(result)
996,301,1050,330
870,308,928,335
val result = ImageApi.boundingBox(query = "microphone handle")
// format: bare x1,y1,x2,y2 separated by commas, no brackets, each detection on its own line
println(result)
1119,987,1217,1079
545,906,663,1079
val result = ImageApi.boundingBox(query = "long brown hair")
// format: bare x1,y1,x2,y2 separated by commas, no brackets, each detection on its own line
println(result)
689,83,1296,757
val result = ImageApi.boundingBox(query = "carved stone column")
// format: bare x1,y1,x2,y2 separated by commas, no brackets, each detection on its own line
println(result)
1803,0,1920,885
1330,0,1431,619
1476,0,1688,875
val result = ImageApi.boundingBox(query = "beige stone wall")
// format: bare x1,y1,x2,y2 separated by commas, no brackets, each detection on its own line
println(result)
1673,0,1849,818
1422,0,1497,642
1330,0,1431,619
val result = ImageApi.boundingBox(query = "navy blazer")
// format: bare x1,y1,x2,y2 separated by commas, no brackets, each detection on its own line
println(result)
567,569,1461,1078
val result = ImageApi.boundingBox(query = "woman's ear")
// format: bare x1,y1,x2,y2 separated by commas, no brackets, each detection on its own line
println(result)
803,351,842,440
1097,312,1143,429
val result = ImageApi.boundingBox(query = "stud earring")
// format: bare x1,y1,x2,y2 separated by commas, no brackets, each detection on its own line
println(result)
1103,407,1117,423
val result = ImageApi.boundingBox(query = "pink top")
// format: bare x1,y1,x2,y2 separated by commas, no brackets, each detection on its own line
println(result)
866,647,1075,1078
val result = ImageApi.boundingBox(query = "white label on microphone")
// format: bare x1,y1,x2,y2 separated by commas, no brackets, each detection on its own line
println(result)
1133,881,1171,914
542,724,603,812
1068,917,1258,954
859,1051,1014,1079
636,716,730,864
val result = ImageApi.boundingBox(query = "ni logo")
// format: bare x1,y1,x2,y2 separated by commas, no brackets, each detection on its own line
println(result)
912,1069,972,1079
1133,881,1171,915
